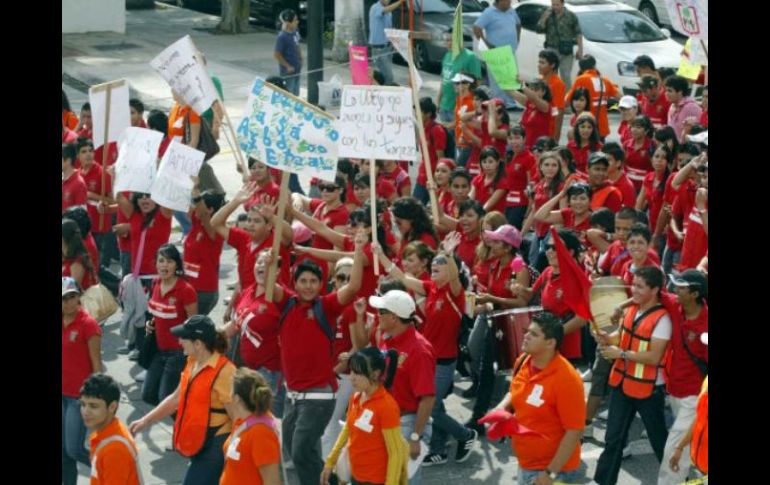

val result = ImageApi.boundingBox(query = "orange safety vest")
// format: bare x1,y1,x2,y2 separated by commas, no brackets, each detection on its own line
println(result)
690,379,708,474
608,304,667,399
173,354,230,457
590,185,622,211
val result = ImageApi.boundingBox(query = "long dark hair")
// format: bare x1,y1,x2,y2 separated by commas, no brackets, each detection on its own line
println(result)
349,205,392,257
555,146,577,174
157,243,185,277
653,145,674,195
348,347,399,389
131,192,160,229
62,218,94,276
391,197,439,247
573,115,601,151
479,145,506,187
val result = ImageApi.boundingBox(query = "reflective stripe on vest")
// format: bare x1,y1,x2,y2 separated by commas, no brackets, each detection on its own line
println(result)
173,354,230,457
691,384,708,474
608,304,667,399
91,434,144,485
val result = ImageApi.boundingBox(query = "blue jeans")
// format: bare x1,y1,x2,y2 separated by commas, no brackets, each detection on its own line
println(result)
288,172,305,195
505,206,527,230
371,46,394,85
183,431,227,485
283,389,336,485
518,468,581,485
413,183,430,206
430,363,471,454
62,396,90,485
438,109,455,124
258,367,286,419
662,246,681,282
142,350,186,405
174,210,192,236
457,146,472,168
400,413,433,485
283,72,300,96
196,290,219,316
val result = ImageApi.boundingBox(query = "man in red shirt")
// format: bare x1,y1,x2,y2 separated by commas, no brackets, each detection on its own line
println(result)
620,224,661,291
62,143,88,214
602,142,636,208
586,152,623,213
278,240,364,485
637,75,671,130
658,270,708,485
77,137,116,266
538,48,566,143
415,97,447,206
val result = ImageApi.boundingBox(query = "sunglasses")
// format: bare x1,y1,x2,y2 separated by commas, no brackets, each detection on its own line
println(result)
319,185,339,192
137,193,151,199
433,256,448,265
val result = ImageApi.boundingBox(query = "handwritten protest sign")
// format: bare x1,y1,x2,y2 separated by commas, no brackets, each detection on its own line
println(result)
384,29,423,91
150,141,204,212
664,0,708,40
338,86,417,161
150,35,219,115
114,128,164,193
89,80,130,148
349,45,370,85
481,46,521,90
689,38,708,66
237,77,339,182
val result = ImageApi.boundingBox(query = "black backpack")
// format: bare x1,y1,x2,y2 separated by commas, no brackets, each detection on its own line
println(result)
430,122,456,160
278,296,335,350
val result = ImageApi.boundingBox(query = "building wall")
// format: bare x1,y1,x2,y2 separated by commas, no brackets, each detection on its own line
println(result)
63,0,126,34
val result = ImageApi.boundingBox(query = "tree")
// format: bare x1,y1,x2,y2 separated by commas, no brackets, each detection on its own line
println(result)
331,0,367,62
217,0,249,34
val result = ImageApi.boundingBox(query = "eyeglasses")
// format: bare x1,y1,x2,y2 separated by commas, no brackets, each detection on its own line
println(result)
319,185,339,192
137,193,151,199
335,274,350,283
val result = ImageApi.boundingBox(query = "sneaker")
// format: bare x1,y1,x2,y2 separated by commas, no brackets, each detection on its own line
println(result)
581,369,593,382
134,370,147,382
422,453,448,467
128,349,140,361
455,428,478,463
622,444,633,459
465,419,486,438
461,383,478,399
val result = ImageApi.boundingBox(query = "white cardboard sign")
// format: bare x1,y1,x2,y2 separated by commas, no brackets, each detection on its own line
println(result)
88,80,131,149
114,127,164,193
150,140,204,212
150,35,219,114
664,0,708,40
384,28,423,92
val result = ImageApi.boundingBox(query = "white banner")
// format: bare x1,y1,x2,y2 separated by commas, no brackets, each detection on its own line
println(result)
237,78,339,182
338,85,417,161
114,127,164,193
150,35,219,114
150,140,204,212
664,0,708,40
89,80,131,149
384,28,424,91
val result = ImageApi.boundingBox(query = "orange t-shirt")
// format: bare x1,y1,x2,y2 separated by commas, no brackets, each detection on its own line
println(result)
544,74,566,139
89,418,140,485
346,385,402,484
564,70,619,138
168,104,201,143
220,416,281,485
509,353,585,471
63,110,79,130
454,93,476,147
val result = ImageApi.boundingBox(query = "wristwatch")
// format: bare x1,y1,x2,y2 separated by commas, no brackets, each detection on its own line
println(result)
409,432,421,442
544,469,557,479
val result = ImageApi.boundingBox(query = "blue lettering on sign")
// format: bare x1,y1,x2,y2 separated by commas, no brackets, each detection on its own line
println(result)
256,111,265,124
294,103,304,115
262,126,272,147
328,129,339,142
304,110,314,122
236,117,250,137
265,148,279,166
251,79,265,96
312,117,326,129
290,125,302,141
317,145,327,154
277,137,287,150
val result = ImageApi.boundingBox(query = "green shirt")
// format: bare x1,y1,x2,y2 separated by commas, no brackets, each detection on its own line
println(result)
201,76,223,125
537,9,581,48
439,49,482,111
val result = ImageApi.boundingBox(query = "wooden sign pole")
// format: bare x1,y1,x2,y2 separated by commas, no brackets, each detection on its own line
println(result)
220,104,249,175
265,175,291,302
370,159,380,276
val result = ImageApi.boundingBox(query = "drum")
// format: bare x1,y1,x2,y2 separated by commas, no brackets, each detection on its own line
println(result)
590,276,629,332
489,307,541,371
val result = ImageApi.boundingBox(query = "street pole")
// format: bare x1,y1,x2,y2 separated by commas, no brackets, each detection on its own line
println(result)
307,0,324,105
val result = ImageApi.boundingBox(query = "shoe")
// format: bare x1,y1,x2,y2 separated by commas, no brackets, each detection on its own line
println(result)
134,370,147,382
422,453,448,467
622,444,632,459
455,428,478,463
581,369,593,382
117,346,131,355
165,444,175,452
461,383,478,399
128,349,140,361
465,419,486,437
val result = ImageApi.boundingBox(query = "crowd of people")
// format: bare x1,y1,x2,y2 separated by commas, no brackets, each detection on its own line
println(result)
63,0,708,484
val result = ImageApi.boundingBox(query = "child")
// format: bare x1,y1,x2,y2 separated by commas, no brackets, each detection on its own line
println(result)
469,146,509,214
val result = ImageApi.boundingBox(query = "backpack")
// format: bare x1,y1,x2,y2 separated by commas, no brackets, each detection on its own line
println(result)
430,122,456,160
278,296,335,348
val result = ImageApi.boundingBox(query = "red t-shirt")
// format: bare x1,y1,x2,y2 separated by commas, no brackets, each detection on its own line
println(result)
79,163,113,233
232,284,286,372
472,173,509,213
228,228,290,289
116,192,132,253
309,200,350,251
533,180,564,238
342,237,385,300
62,256,96,291
421,281,465,360
617,120,632,145
182,215,225,292
396,232,439,269
480,117,509,163
611,172,636,209
532,267,581,359
642,171,667,230
679,206,708,271
599,241,660,277
147,277,198,351
591,182,623,213
521,102,551,149
560,207,592,244
639,90,671,128
567,140,602,173
333,305,356,366
129,210,172,276
62,172,88,214
486,257,523,299
622,137,654,190
665,298,708,398
380,166,411,195
279,292,344,391
379,326,436,413
419,121,448,186
243,181,281,212
62,307,103,397
505,150,536,208
620,257,662,293
290,253,331,296
456,228,480,270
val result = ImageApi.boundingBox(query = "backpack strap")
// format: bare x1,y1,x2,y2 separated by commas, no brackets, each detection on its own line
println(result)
233,414,279,441
92,435,144,485
279,296,335,343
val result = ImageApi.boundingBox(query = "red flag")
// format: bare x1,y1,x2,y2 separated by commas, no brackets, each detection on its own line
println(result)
477,409,546,440
550,228,594,321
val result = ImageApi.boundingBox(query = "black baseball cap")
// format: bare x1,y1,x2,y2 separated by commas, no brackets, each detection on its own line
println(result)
587,152,610,167
669,269,708,299
171,315,217,343
637,75,659,90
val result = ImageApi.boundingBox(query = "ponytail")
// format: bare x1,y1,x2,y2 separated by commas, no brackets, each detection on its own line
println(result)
349,347,400,389
208,331,229,354
383,349,399,389
233,367,274,416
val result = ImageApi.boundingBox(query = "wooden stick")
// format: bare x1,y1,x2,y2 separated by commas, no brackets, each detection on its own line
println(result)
370,159,380,276
90,79,126,93
99,86,112,231
221,103,249,175
265,175,291,302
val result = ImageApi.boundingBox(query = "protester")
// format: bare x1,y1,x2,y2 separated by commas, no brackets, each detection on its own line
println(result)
521,151,566,266
62,218,97,291
436,30,482,125
537,49,566,142
291,174,350,251
565,55,620,140
183,190,225,315
534,181,593,245
63,89,79,131
623,115,656,191
616,96,638,145
568,114,603,172
62,143,88,214
415,98,448,206
637,75,671,130
506,79,553,150
470,146,509,214
566,87,591,139
452,73,478,164
665,75,702,143
585,152,623,213
602,142,636,209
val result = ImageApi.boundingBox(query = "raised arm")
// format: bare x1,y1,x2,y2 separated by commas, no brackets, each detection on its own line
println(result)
372,242,426,295
534,188,568,225
337,232,367,306
210,182,259,240
289,204,347,248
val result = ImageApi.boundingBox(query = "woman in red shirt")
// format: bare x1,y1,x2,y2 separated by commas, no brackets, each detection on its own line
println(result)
566,87,591,141
522,151,566,270
623,115,655,190
183,191,225,316
291,175,350,252
505,126,538,229
142,244,198,406
436,199,486,271
506,79,553,149
243,158,281,212
534,181,593,246
62,219,97,291
356,159,398,206
636,145,674,250
381,159,412,198
470,146,509,214
434,158,456,217
391,197,440,266
568,114,603,173
62,277,102,485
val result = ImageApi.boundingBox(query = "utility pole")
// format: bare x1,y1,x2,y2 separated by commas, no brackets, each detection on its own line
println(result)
307,0,324,105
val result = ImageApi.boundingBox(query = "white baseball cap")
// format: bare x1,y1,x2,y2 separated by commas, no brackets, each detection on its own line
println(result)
451,72,475,84
618,95,638,109
368,290,416,319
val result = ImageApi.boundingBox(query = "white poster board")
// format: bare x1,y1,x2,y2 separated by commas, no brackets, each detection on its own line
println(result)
338,85,417,161
384,28,424,92
150,35,219,115
237,78,340,182
114,127,164,193
150,140,205,212
89,80,131,149
664,0,708,40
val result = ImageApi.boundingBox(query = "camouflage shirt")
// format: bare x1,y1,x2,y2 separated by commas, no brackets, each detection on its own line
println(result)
537,9,581,48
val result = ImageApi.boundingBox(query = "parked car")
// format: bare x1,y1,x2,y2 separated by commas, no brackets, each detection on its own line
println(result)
249,0,334,35
616,0,672,27
513,0,682,95
162,0,221,12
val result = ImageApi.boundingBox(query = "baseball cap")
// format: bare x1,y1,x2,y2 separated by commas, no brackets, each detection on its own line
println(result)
587,151,610,167
62,277,81,298
618,95,638,109
687,131,708,146
483,224,522,249
291,220,313,245
637,75,659,90
171,315,218,343
669,269,708,299
451,72,474,84
368,290,416,319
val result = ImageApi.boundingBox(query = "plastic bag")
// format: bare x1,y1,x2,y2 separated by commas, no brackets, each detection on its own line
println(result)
318,74,342,109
